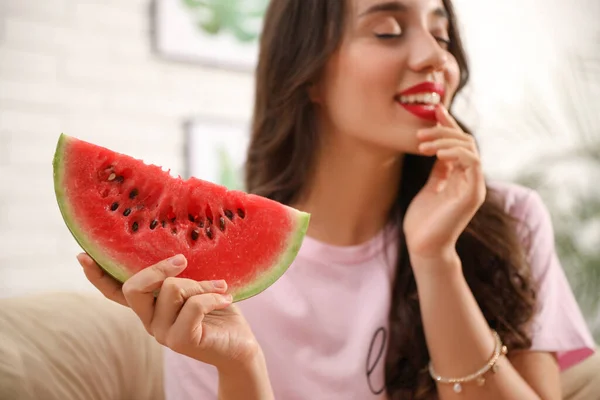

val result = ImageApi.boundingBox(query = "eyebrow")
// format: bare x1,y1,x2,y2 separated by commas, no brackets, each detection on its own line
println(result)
359,1,448,20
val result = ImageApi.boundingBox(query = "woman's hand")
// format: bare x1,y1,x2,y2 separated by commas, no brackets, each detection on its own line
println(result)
403,105,486,268
77,253,260,372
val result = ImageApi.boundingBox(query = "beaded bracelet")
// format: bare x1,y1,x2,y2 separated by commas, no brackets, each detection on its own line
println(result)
428,330,508,394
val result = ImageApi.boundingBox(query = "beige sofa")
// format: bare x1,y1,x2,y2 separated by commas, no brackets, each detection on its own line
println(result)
0,292,599,400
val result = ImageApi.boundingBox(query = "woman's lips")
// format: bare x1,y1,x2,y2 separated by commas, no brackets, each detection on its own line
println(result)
396,82,445,122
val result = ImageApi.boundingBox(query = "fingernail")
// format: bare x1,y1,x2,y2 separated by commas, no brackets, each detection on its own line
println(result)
222,294,233,303
76,253,86,265
168,254,186,267
212,280,227,290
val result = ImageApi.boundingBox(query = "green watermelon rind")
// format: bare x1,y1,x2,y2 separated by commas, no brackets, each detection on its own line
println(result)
53,133,132,284
52,133,310,302
232,210,310,302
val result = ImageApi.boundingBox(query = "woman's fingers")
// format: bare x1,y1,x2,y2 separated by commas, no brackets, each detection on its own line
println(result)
152,278,228,344
77,253,128,306
166,292,233,351
427,147,480,193
438,147,486,205
417,126,467,142
418,137,475,156
122,254,188,333
437,146,480,168
435,104,461,129
425,158,453,193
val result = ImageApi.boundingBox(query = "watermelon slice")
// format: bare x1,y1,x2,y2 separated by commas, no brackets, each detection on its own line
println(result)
52,134,310,302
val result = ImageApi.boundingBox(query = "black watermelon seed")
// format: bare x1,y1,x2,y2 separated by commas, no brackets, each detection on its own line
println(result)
132,222,139,232
150,220,158,230
170,217,176,223
129,188,138,199
237,208,245,219
115,176,124,183
224,209,234,220
110,202,119,211
162,220,167,228
206,216,213,225
188,214,195,222
191,230,199,241
123,208,132,217
171,229,177,235
198,219,205,228
219,217,225,231
206,227,213,239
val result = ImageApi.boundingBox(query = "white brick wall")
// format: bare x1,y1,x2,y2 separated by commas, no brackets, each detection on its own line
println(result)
1,0,597,303
0,0,254,297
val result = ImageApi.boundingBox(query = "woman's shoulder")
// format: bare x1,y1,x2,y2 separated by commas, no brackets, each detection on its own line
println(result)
486,182,597,370
487,180,544,218
486,180,553,241
486,179,559,279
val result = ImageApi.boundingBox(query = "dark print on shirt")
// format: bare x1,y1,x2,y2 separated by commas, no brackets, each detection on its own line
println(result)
366,326,387,395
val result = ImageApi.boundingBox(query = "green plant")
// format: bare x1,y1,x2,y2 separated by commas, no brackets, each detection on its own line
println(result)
181,0,268,43
216,145,244,191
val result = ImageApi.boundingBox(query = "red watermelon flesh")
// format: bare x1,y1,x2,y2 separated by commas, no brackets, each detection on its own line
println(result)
53,134,310,302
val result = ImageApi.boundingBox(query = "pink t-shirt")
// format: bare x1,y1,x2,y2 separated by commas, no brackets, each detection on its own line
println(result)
163,181,595,399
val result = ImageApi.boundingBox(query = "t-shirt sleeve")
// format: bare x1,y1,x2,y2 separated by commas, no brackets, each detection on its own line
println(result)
515,188,596,371
163,347,219,400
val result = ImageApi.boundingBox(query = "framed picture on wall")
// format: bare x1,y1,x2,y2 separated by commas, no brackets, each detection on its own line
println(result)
184,117,251,191
152,0,269,71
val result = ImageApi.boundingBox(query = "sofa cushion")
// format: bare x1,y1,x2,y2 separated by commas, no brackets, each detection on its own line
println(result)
0,291,598,400
0,292,164,400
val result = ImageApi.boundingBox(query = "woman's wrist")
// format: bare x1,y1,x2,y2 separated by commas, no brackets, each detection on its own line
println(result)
217,347,274,400
409,247,463,282
217,345,266,377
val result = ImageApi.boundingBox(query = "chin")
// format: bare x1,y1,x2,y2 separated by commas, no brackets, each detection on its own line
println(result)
382,124,428,155
344,120,428,156
361,135,419,158
395,104,439,127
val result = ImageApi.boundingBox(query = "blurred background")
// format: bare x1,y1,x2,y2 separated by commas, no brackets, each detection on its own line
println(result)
0,0,598,341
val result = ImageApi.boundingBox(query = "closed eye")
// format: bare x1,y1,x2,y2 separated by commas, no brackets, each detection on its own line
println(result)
375,32,402,39
435,37,451,49
372,16,402,40
375,34,450,48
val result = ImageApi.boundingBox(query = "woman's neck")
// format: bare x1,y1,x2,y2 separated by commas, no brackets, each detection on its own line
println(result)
292,134,403,247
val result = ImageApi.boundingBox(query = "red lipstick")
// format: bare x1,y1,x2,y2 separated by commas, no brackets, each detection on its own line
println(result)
397,82,445,122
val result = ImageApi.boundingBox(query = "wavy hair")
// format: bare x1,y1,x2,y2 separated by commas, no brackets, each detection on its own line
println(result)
244,1,537,398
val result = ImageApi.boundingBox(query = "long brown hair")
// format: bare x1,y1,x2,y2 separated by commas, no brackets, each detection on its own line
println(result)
245,1,537,398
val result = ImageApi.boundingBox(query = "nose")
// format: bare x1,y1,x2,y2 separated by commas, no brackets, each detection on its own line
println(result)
407,31,449,73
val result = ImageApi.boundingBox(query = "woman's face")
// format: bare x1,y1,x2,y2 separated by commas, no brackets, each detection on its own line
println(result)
315,0,461,155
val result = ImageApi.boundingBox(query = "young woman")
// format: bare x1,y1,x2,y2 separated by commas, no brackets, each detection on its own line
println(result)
77,0,596,398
